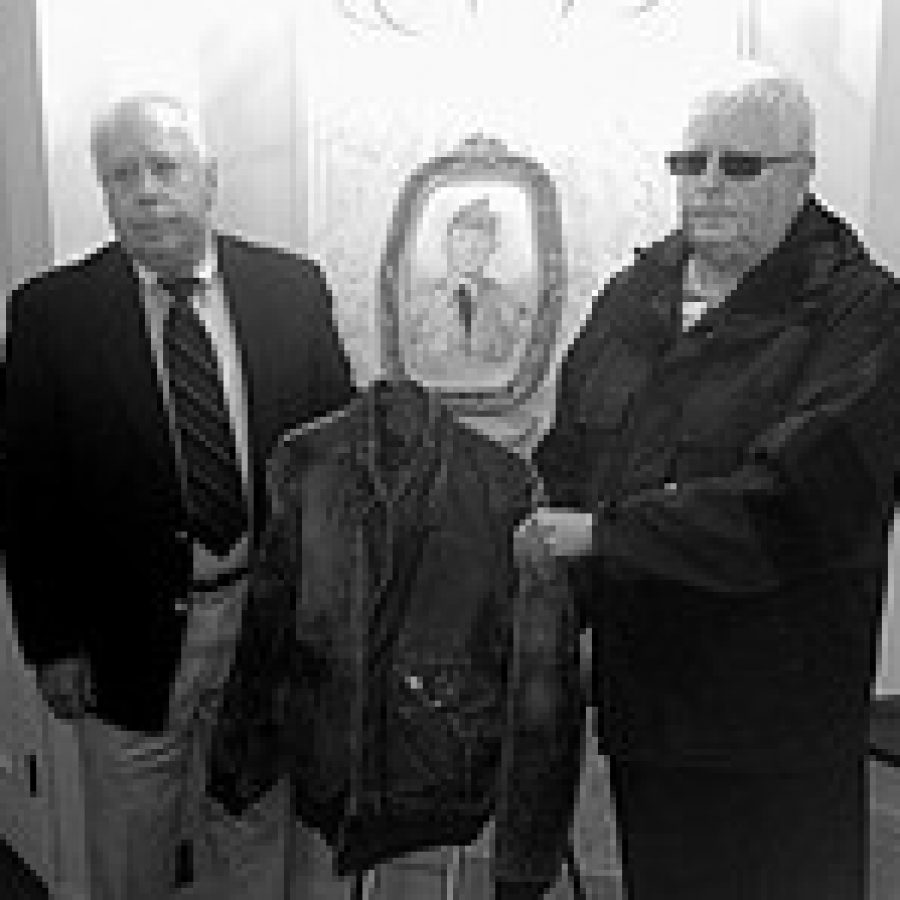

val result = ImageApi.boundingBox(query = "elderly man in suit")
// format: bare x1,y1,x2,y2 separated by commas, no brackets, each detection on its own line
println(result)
522,63,900,900
5,94,354,900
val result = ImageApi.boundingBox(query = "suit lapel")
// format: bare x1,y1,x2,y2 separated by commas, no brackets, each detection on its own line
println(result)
217,233,271,527
94,244,181,493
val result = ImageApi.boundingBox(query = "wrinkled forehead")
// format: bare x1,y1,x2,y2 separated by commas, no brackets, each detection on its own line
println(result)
683,84,808,154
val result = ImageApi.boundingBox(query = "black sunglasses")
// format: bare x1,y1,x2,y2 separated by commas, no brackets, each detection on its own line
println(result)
665,149,814,181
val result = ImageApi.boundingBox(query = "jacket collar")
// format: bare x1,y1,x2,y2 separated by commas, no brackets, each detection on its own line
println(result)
714,196,864,320
626,195,867,345
342,379,448,510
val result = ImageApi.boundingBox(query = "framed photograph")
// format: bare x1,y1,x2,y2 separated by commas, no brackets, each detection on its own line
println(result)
379,134,566,416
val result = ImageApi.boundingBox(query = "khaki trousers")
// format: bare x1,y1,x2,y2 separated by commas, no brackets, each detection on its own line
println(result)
74,577,289,900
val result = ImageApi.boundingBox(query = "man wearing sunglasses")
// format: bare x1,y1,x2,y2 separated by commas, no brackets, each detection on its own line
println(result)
520,63,900,900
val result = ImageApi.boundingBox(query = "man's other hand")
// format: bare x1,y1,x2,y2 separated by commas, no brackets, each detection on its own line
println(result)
514,508,595,561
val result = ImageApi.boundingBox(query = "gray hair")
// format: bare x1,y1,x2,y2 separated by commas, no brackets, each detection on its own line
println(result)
90,94,212,174
688,60,816,156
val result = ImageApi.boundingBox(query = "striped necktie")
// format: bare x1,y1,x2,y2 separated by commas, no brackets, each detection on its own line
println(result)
161,276,247,556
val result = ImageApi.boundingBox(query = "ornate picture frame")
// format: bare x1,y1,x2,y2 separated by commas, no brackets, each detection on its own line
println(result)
379,134,566,418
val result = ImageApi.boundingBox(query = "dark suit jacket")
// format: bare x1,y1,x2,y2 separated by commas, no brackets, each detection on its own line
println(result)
536,197,900,770
5,234,354,732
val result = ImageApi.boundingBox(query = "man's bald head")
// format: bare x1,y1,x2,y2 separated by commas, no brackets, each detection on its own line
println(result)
91,94,212,173
91,94,217,277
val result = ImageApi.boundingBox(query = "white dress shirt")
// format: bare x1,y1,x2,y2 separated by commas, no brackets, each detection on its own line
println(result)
682,255,730,331
134,246,251,573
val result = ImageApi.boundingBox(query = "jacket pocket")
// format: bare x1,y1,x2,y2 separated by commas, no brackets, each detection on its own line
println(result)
389,660,502,804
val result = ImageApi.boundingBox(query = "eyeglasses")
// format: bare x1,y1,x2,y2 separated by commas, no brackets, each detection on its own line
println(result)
665,150,814,181
103,157,187,190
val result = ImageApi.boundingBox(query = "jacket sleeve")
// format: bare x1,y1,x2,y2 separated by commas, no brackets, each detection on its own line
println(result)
591,276,900,596
533,291,618,507
494,555,585,897
4,284,82,666
489,450,584,896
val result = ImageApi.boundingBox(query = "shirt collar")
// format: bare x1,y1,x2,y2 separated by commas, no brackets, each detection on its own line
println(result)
132,238,218,302
344,380,447,505
456,275,483,296
683,255,729,305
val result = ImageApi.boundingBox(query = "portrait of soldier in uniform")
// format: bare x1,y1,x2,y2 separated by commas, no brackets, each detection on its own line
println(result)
405,195,530,380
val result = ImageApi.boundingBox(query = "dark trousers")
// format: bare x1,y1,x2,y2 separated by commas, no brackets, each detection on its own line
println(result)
608,757,867,900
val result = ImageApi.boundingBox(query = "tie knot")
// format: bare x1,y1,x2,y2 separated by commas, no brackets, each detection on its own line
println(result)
161,275,204,304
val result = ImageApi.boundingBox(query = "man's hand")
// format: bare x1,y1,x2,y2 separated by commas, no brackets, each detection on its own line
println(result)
37,657,96,720
514,508,595,561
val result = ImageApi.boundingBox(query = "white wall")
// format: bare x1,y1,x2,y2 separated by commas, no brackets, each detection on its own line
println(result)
755,0,882,239
0,0,53,335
